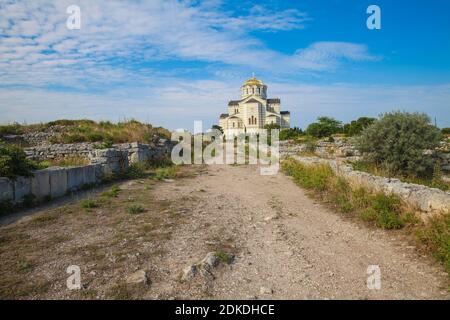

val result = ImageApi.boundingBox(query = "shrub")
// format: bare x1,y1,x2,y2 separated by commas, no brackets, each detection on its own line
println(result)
0,144,37,179
127,204,145,214
80,198,101,210
441,128,450,135
124,162,149,179
279,127,303,140
0,200,14,216
154,166,178,181
306,117,343,138
369,193,404,229
343,117,376,136
355,111,442,178
101,185,121,198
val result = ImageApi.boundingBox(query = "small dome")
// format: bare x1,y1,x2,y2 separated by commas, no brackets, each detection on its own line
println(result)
243,76,264,87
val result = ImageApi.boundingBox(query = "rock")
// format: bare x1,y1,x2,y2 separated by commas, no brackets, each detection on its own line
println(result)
201,252,220,270
264,215,278,221
126,270,149,285
181,265,198,281
260,287,273,295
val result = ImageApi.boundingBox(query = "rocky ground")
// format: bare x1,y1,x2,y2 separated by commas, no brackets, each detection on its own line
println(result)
0,164,448,299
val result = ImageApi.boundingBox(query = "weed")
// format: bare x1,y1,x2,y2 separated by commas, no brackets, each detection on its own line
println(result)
127,204,145,214
102,185,121,198
80,198,101,210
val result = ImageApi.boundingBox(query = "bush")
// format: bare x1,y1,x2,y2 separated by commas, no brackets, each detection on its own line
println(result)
306,117,343,138
80,198,101,209
101,185,121,198
355,111,442,178
343,117,376,136
154,166,178,180
279,127,303,140
0,200,14,216
0,144,37,179
441,128,450,135
127,204,145,214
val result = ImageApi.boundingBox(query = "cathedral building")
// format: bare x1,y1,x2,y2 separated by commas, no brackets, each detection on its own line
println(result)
218,76,290,136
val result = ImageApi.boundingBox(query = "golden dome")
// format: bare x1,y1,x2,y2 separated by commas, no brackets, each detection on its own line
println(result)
243,76,264,87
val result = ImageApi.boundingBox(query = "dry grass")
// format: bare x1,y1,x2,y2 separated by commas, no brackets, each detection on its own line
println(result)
38,155,90,168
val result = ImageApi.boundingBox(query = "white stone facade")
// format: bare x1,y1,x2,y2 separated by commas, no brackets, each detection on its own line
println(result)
219,77,290,136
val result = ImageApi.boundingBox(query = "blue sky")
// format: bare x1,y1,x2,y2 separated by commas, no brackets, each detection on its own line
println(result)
1,0,449,130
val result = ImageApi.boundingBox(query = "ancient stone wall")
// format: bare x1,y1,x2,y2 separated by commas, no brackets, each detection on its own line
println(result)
290,155,450,214
0,140,174,205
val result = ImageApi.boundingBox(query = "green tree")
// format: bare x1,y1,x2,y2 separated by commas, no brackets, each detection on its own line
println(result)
306,117,343,138
343,117,376,136
279,127,303,140
0,144,37,179
355,111,442,177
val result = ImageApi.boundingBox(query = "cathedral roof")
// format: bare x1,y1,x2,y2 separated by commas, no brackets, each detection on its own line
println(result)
280,111,290,115
267,98,280,104
228,100,240,106
220,113,229,118
245,98,260,103
243,76,264,87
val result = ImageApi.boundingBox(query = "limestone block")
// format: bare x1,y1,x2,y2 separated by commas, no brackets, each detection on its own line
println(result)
31,170,51,199
66,166,86,191
49,167,67,198
0,177,14,202
83,165,98,185
14,176,31,202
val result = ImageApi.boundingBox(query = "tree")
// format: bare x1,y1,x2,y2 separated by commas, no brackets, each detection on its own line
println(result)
343,117,376,136
306,117,343,138
355,111,442,177
442,128,450,135
279,127,303,140
0,144,37,179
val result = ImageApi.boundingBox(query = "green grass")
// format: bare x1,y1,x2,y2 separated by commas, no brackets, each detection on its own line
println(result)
153,166,178,180
80,198,101,210
101,185,121,198
282,158,409,229
416,213,450,274
126,204,145,214
214,250,234,264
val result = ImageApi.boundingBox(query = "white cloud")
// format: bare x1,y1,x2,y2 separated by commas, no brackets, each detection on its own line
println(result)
0,0,378,90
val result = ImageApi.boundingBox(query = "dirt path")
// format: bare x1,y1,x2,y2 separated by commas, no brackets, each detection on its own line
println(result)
150,164,449,299
1,164,448,299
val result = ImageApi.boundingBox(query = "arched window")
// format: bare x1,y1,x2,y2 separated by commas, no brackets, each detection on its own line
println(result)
233,122,235,128
254,117,257,125
248,118,251,125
